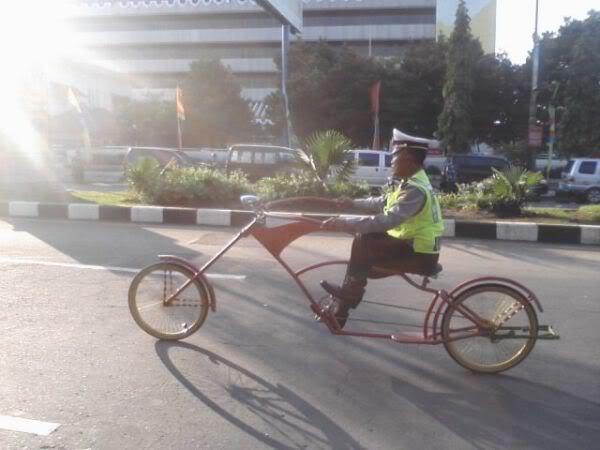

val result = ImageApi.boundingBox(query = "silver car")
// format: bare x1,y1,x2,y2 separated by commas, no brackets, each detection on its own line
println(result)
558,158,600,204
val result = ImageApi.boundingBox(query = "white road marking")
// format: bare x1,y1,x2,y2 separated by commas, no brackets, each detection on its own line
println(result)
0,258,246,280
0,415,60,436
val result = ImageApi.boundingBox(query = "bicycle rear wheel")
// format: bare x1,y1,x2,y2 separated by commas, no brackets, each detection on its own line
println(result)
128,263,210,340
441,284,538,374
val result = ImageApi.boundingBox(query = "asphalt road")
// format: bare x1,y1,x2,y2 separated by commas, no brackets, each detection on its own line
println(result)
1,218,599,450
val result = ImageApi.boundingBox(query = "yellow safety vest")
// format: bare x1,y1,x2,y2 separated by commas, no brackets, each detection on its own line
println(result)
384,169,444,254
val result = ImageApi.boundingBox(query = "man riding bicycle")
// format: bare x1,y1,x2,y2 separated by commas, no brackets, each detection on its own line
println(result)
320,132,444,328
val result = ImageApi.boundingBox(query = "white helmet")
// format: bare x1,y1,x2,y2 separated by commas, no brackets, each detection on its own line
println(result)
392,128,431,146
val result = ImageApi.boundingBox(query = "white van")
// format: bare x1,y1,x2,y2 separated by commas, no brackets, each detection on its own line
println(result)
558,158,600,203
342,149,445,188
346,149,392,187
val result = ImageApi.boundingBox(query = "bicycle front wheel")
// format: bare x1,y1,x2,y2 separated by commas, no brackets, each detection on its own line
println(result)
128,263,210,340
441,284,538,374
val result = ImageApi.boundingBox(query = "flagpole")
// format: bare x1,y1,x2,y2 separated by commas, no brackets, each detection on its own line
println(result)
372,113,380,150
177,116,183,149
370,81,381,150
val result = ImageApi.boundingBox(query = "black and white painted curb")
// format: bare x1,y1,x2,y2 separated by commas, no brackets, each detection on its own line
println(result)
1,201,599,246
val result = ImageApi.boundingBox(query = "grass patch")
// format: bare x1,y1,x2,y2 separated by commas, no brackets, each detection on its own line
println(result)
70,190,140,206
575,205,600,223
524,207,572,221
445,206,599,224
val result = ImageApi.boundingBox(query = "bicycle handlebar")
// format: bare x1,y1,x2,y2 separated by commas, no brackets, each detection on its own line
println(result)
240,195,346,227
264,196,341,212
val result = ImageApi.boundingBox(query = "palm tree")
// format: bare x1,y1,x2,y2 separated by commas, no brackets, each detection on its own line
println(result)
487,166,544,216
297,130,355,189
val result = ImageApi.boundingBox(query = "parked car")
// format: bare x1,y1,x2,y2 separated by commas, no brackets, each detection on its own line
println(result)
123,147,209,174
442,154,508,191
183,147,228,168
422,147,448,178
335,149,446,189
557,158,600,203
225,144,301,181
535,153,568,178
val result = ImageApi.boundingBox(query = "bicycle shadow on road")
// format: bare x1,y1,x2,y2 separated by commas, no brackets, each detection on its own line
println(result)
155,341,366,450
390,360,600,450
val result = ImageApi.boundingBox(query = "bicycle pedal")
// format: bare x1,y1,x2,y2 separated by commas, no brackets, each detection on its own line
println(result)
311,303,326,322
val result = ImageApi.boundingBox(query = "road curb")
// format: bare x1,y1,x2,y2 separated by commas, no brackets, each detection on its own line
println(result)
1,201,599,246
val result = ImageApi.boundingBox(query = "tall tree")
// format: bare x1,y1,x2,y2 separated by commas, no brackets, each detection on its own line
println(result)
269,41,381,146
556,12,600,156
181,59,256,147
437,0,482,153
471,54,530,145
380,38,447,141
114,96,176,146
520,11,600,157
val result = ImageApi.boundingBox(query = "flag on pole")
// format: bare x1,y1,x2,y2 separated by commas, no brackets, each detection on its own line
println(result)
176,86,185,121
67,87,82,114
370,81,381,150
176,86,185,148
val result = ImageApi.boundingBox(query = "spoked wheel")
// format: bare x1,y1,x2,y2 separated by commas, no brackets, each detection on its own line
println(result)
128,263,210,340
441,284,538,374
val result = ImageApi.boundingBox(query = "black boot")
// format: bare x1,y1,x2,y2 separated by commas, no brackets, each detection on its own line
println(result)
320,279,365,329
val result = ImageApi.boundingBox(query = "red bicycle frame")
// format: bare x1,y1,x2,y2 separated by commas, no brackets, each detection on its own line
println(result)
161,212,544,345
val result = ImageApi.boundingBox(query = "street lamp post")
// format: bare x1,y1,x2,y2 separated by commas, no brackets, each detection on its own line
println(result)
281,24,291,148
254,1,301,148
527,0,541,170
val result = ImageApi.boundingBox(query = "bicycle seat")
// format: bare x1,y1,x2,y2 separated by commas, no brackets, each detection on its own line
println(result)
370,263,443,278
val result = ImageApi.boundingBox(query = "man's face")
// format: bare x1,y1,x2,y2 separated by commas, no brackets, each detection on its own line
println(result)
391,145,418,178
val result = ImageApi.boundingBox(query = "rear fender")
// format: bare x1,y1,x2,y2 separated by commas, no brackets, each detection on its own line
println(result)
448,277,543,313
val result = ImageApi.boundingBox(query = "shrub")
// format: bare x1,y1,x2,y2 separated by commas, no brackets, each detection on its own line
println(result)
438,167,543,217
127,158,161,202
483,167,543,216
330,180,370,198
156,168,251,205
439,182,486,211
127,160,251,206
255,171,369,201
255,172,326,201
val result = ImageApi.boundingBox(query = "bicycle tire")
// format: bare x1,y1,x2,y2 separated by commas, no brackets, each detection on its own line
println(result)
128,262,210,340
442,284,538,374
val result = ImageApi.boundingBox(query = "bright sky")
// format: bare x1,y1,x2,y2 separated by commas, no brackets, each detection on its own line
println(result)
496,0,599,63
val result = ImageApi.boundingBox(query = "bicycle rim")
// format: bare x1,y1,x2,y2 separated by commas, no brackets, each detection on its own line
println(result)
442,285,538,374
129,263,209,340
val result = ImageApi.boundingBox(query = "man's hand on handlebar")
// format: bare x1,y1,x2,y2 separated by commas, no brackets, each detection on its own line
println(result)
321,217,354,233
264,196,353,212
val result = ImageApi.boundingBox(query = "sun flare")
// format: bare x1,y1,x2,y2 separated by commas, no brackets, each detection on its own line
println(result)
0,1,97,164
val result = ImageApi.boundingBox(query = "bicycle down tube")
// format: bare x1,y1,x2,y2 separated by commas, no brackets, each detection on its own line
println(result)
163,217,258,304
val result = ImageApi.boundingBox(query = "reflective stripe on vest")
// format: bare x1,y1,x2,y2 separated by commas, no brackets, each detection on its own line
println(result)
384,169,444,254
